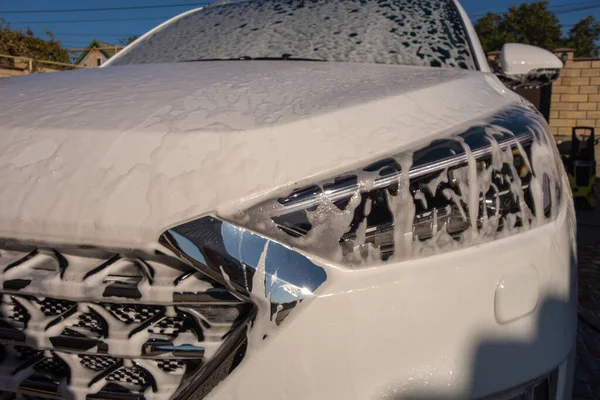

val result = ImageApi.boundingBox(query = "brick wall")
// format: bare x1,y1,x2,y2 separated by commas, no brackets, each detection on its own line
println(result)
550,49,600,136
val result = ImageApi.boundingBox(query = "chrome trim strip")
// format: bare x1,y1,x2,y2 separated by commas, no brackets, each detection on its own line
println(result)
274,129,535,215
160,216,327,323
142,343,205,358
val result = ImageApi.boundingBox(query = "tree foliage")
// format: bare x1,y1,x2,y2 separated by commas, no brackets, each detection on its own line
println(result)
475,1,600,58
475,12,514,54
565,16,600,58
119,35,139,46
0,19,70,69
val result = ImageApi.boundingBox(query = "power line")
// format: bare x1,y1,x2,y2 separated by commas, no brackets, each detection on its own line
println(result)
41,22,582,38
554,4,600,14
9,3,600,26
471,1,600,19
0,2,210,14
549,0,599,9
7,16,173,24
471,0,598,14
52,32,141,37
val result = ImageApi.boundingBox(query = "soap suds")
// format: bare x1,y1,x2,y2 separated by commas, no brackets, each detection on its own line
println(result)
246,240,277,353
112,0,476,71
0,247,240,400
0,60,509,249
236,105,562,267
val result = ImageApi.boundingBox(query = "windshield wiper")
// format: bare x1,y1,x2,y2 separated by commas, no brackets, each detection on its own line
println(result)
184,55,325,62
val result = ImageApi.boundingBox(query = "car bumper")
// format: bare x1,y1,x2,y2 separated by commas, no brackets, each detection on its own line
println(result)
207,188,578,400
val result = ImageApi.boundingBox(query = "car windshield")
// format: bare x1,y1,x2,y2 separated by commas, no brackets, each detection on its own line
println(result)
110,0,477,70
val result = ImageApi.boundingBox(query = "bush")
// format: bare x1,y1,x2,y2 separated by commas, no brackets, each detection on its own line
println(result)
0,19,71,71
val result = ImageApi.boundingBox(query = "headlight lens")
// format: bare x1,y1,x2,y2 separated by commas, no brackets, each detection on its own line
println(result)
232,105,563,267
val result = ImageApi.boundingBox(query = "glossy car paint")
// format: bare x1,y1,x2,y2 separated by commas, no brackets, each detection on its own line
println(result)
208,193,577,399
501,43,564,76
0,0,576,399
0,62,517,247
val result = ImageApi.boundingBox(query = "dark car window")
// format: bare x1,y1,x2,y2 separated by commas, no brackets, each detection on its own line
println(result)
110,0,477,70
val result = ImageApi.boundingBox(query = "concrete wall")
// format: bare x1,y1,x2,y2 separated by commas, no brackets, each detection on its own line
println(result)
549,50,600,136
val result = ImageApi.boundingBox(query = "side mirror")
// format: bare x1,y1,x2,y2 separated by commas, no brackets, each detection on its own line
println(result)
496,43,563,89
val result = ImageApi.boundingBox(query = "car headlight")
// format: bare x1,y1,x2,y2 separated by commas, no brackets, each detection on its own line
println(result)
231,105,564,267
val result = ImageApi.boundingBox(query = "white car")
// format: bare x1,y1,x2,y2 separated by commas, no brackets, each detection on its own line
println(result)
0,0,577,399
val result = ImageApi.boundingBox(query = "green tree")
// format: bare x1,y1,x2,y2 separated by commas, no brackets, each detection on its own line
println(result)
0,19,70,69
475,12,514,54
474,1,564,54
565,16,600,58
119,35,139,46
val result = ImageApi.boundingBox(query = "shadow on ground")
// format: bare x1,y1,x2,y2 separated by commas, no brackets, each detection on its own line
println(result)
572,186,600,400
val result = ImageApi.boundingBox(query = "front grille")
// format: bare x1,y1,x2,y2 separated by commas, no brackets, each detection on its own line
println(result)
5,301,26,324
32,353,70,377
148,316,186,335
0,392,51,400
105,364,152,387
156,359,185,373
74,311,105,335
79,354,120,371
0,246,254,400
106,303,163,324
38,298,76,316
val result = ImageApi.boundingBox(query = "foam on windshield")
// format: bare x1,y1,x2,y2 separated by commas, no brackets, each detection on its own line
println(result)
112,0,476,70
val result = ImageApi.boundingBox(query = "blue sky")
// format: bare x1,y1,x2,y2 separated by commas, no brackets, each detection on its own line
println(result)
1,0,598,49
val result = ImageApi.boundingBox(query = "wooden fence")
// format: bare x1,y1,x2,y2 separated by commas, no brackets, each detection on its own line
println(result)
0,54,83,77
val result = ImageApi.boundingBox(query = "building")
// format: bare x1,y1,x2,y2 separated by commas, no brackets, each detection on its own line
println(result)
75,40,122,68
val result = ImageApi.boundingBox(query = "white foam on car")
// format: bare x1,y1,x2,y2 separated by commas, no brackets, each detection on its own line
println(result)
0,61,516,248
112,0,476,71
237,110,562,266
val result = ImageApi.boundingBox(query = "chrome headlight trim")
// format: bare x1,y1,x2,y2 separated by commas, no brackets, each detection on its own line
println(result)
160,216,328,324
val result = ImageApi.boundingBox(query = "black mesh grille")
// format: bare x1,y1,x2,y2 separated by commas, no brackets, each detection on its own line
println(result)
13,346,42,363
75,313,105,334
33,354,70,377
6,302,26,324
106,365,151,387
0,248,253,400
106,304,163,324
156,359,185,373
148,316,185,335
79,355,120,372
38,298,76,316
